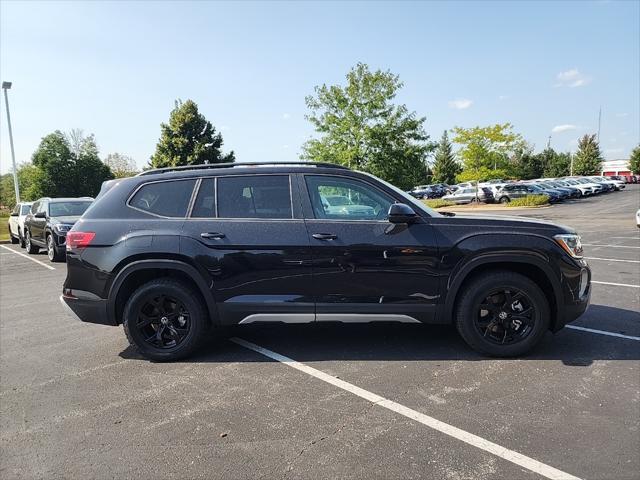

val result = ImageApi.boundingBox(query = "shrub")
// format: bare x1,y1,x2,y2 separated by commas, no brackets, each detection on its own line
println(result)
424,199,455,209
506,194,549,207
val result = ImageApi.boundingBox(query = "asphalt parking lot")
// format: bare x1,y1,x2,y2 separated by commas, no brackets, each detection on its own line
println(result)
1,186,638,480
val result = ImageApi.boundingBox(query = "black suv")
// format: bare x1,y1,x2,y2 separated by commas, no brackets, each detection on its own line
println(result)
25,197,94,262
61,162,590,361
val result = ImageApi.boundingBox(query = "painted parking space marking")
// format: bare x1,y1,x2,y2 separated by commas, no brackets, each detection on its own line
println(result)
592,280,640,288
586,257,640,264
231,337,582,480
566,325,640,341
0,245,55,270
582,244,640,249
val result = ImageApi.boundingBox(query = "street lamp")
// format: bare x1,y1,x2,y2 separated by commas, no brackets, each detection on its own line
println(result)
2,81,20,204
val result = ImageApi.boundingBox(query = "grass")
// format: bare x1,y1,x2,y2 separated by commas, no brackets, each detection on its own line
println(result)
0,216,9,242
506,195,549,207
423,199,455,209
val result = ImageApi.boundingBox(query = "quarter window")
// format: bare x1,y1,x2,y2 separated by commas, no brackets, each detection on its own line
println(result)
217,175,292,219
130,179,196,217
305,175,394,220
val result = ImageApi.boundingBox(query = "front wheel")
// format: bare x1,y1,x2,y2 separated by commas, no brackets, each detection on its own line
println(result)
46,234,65,262
9,227,19,244
455,271,550,357
499,196,510,204
25,230,39,254
123,278,210,361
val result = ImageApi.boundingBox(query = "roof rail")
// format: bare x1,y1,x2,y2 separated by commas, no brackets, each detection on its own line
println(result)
137,161,349,176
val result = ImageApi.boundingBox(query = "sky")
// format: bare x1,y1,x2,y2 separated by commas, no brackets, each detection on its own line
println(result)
1,0,639,174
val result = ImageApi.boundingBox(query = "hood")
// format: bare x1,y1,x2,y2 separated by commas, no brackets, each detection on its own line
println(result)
432,213,575,235
50,215,82,225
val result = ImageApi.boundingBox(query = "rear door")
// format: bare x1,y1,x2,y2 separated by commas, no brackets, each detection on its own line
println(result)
300,173,440,324
180,174,314,325
32,200,48,244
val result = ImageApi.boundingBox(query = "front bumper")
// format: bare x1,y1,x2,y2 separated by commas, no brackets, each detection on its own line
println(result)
553,265,591,332
60,291,115,326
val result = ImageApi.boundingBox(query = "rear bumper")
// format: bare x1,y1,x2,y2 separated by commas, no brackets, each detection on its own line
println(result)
59,292,116,326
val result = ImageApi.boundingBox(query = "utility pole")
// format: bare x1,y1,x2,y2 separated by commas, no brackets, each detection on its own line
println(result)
2,81,20,204
547,135,552,149
597,107,602,142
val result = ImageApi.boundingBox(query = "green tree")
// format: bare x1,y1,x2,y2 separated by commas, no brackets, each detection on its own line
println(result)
104,152,138,178
301,63,433,189
456,167,508,183
543,151,571,177
452,123,525,173
432,131,460,184
31,130,113,198
573,134,603,175
150,99,234,168
510,144,543,180
629,144,640,174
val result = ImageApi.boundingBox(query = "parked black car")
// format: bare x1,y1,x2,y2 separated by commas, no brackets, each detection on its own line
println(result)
61,162,590,361
24,197,93,262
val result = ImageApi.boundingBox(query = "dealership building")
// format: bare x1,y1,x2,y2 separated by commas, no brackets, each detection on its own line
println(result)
601,159,634,176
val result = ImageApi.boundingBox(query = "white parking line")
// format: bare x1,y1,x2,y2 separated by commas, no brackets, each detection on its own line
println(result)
592,280,640,288
582,244,640,249
231,337,582,480
586,257,640,263
566,325,640,341
0,245,55,270
608,236,640,240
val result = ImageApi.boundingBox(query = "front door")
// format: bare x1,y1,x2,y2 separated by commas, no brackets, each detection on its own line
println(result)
181,174,314,325
300,174,440,324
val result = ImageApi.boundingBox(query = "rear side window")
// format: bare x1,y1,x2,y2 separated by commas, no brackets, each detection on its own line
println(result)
217,175,292,219
130,179,196,217
191,178,216,218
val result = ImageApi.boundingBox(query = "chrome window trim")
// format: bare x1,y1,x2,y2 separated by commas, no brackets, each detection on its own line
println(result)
185,178,201,218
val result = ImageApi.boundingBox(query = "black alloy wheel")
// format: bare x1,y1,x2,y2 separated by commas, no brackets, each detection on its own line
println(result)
136,294,191,349
475,288,534,345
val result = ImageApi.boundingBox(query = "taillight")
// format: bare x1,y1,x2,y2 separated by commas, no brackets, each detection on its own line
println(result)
66,231,96,250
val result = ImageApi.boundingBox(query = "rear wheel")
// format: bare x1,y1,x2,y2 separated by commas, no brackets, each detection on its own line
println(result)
123,279,210,361
9,227,19,244
46,234,65,262
25,230,39,254
499,196,510,204
455,271,550,357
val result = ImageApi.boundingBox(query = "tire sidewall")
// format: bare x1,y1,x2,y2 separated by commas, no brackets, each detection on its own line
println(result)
456,273,550,357
123,280,208,361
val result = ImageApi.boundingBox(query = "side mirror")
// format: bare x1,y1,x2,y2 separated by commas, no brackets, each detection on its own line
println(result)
35,211,46,219
388,203,418,224
10,212,18,217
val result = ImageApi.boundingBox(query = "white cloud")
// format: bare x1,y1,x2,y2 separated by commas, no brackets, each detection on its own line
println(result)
219,125,230,131
498,95,509,101
604,148,624,156
555,68,591,88
616,112,629,117
282,144,290,150
282,113,291,120
448,98,473,110
552,124,578,133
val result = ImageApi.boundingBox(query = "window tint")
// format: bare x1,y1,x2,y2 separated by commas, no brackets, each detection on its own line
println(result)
191,178,216,218
217,175,291,219
20,205,31,215
49,201,92,217
305,175,393,220
31,202,40,214
130,179,196,217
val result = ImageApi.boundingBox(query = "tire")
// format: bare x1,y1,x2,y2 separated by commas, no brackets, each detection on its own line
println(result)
454,270,550,357
9,227,19,244
499,196,510,204
25,230,39,254
123,278,210,361
46,234,65,262
19,229,25,248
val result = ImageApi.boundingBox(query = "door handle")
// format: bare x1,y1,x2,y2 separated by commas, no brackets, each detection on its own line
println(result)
312,233,337,240
200,232,226,240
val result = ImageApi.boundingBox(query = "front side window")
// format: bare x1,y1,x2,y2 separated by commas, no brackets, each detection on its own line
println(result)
130,179,196,217
20,205,31,215
305,175,393,220
49,201,92,217
217,175,292,219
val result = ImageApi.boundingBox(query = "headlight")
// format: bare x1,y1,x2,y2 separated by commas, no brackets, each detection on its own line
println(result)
554,234,583,259
53,224,71,234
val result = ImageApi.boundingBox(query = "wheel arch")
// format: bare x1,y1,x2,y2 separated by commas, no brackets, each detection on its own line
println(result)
444,254,563,331
108,259,218,327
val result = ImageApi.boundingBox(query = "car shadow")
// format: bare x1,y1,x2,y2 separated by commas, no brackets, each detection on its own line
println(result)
119,304,640,366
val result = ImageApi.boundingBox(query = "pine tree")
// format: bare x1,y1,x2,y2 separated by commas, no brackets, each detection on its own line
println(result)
432,131,459,184
573,134,603,175
150,99,234,168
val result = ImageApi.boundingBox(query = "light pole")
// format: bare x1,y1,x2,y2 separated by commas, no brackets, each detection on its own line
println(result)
2,81,20,204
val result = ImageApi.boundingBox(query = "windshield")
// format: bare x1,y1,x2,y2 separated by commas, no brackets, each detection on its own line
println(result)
49,201,92,217
361,171,440,217
529,184,543,192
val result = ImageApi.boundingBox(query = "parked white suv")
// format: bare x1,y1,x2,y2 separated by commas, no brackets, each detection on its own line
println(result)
7,202,33,248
